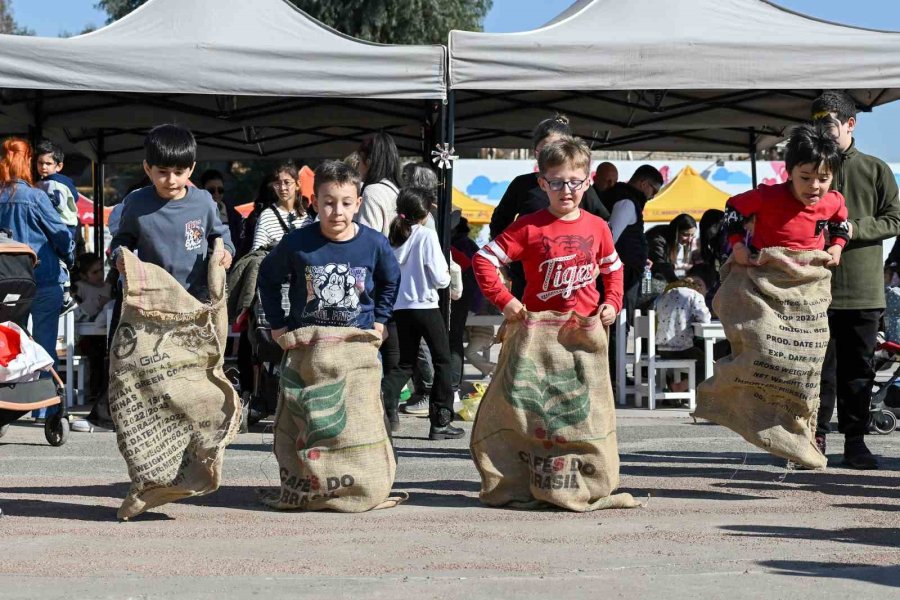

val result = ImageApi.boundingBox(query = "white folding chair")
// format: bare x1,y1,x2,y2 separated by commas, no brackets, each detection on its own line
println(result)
614,307,636,405
633,311,696,410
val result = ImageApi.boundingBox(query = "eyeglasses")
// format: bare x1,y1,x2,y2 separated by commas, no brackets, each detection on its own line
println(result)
271,180,296,189
205,186,225,195
541,177,588,192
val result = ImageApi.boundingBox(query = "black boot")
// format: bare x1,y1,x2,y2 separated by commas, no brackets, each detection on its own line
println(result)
428,406,464,440
843,436,878,470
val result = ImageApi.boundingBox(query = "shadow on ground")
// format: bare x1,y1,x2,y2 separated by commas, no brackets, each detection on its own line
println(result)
759,560,900,588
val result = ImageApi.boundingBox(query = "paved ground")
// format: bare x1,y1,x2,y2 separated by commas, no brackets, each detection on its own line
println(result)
1,402,898,599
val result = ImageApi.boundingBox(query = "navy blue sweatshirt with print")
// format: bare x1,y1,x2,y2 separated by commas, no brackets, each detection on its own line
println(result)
257,223,400,331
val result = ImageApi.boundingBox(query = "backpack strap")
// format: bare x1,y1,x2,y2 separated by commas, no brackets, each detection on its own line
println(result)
269,205,291,234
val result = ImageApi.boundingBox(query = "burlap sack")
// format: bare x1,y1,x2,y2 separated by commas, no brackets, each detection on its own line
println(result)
259,326,402,512
694,247,832,469
470,310,639,511
108,240,241,520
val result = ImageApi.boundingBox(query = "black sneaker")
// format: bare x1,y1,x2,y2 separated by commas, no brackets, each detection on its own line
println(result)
843,436,878,470
386,410,400,434
428,424,465,440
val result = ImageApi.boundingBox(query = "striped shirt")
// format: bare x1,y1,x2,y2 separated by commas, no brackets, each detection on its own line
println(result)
252,205,314,251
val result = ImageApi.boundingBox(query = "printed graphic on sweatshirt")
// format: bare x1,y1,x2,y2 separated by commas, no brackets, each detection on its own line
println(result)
185,219,204,251
537,235,595,302
303,263,367,325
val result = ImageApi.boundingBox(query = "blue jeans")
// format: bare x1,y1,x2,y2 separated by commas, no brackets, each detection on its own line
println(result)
30,284,63,418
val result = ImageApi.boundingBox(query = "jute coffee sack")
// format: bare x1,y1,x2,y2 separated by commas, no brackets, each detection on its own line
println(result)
694,247,832,469
108,240,241,520
260,326,403,512
470,310,639,511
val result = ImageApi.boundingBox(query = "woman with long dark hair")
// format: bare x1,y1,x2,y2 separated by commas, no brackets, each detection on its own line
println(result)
357,133,403,237
646,213,698,282
251,161,313,252
0,138,74,420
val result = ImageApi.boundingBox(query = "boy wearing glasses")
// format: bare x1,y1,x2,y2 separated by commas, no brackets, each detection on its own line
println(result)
473,136,623,325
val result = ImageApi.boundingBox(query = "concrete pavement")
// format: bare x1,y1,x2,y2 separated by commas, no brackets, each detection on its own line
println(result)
0,408,898,599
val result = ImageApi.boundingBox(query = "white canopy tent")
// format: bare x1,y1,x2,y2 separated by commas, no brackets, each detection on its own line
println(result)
0,0,446,161
0,0,448,247
448,0,900,154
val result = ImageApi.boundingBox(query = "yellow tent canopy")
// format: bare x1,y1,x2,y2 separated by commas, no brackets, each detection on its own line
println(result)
643,165,729,223
452,187,495,225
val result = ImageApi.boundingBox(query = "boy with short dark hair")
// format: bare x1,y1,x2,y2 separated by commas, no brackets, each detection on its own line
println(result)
257,160,400,339
109,124,234,300
473,136,623,324
810,90,900,469
724,121,849,266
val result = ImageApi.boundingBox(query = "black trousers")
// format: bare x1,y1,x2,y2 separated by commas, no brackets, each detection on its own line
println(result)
449,294,471,391
382,308,454,427
817,309,881,438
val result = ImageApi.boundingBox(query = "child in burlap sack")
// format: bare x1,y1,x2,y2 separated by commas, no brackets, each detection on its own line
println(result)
696,121,849,467
256,160,402,512
471,137,638,511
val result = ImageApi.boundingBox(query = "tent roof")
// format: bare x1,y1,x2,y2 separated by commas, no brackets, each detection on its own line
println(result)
643,165,729,222
452,188,494,225
448,0,900,152
0,0,446,160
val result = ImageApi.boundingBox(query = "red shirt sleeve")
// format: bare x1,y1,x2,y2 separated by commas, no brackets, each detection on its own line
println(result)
596,221,624,314
450,246,471,271
726,188,763,247
472,220,527,313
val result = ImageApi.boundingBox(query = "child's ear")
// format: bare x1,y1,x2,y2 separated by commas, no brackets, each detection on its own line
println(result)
186,162,196,178
57,161,64,171
142,160,152,178
537,176,550,194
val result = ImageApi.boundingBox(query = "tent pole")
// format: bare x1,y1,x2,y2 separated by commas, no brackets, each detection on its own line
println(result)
749,127,758,188
436,91,455,325
93,130,105,256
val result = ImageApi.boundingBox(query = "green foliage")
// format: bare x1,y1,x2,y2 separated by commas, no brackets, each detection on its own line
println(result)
97,0,492,44
505,356,591,436
282,367,348,448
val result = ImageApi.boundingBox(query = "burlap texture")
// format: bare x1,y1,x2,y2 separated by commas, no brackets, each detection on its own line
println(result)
694,247,832,469
470,310,639,511
260,326,401,512
109,240,241,520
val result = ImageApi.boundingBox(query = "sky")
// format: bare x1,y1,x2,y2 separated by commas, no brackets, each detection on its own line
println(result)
11,0,900,160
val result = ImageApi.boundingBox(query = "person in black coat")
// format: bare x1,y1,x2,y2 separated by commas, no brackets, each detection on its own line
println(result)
489,114,610,300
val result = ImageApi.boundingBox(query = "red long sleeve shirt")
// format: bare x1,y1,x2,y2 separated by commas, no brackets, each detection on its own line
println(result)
472,208,624,316
726,183,849,250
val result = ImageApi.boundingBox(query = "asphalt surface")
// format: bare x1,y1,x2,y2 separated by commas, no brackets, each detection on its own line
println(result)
1,405,898,599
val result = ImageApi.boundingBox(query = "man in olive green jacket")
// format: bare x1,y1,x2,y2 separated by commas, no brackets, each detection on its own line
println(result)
813,91,900,469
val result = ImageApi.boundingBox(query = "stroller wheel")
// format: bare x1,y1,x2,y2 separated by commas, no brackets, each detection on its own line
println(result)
45,414,69,447
870,409,897,435
0,424,8,438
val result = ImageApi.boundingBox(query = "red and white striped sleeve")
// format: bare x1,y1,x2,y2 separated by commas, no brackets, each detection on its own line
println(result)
472,222,527,313
596,224,624,314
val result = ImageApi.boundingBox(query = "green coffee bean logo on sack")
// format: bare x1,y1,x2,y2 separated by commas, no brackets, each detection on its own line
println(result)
282,367,347,458
504,355,590,449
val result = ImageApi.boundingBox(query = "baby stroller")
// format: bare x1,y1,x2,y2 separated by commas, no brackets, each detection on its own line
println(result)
243,287,287,427
868,339,900,435
0,232,69,446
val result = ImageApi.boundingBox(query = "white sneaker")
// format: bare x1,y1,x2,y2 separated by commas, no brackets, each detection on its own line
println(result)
71,418,93,433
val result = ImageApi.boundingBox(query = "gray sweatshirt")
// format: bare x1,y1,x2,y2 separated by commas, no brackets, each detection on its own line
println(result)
110,185,234,300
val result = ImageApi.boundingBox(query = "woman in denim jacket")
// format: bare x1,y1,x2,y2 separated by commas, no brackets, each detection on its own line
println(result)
0,138,74,419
